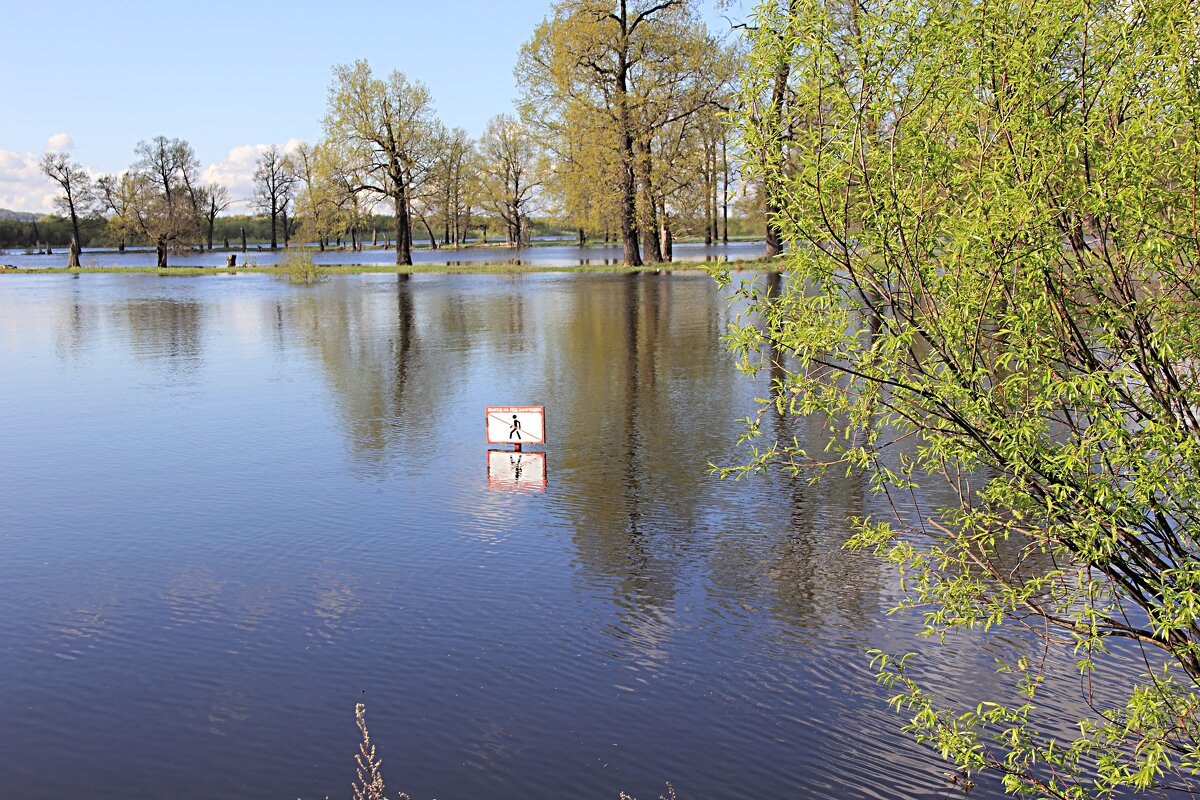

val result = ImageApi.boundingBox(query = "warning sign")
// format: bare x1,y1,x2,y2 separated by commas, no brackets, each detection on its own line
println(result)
487,450,547,491
486,406,545,445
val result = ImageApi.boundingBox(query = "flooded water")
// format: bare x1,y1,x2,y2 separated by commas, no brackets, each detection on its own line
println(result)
0,240,767,269
0,271,1117,799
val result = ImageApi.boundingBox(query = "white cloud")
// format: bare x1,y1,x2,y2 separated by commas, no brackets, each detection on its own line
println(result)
45,133,75,152
202,143,276,212
0,149,56,213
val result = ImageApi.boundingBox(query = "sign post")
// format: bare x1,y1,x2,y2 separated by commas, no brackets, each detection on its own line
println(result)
486,406,545,451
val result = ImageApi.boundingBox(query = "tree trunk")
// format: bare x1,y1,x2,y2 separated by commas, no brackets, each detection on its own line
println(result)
68,209,82,267
373,226,378,247
420,215,438,250
619,139,641,265
704,141,714,246
578,227,586,246
721,134,730,244
282,209,290,248
705,143,715,244
241,227,247,253
119,237,126,253
636,137,663,263
269,204,278,249
395,192,412,266
765,36,790,258
660,200,673,262
156,242,168,268
616,35,642,267
208,219,216,252
352,226,358,251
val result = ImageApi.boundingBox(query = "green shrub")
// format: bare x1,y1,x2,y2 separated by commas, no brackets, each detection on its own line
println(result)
277,249,323,284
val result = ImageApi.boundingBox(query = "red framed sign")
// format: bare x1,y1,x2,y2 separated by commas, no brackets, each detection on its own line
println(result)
486,405,545,445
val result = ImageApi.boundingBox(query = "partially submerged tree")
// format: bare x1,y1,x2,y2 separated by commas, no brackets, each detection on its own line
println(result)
292,141,338,251
126,136,204,267
519,0,693,266
323,60,441,265
428,127,475,248
200,183,232,251
96,173,136,252
519,0,733,265
253,145,297,250
723,0,1200,796
745,0,796,258
477,114,543,246
40,152,94,267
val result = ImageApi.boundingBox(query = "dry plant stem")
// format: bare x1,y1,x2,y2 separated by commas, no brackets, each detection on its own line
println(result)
353,703,410,800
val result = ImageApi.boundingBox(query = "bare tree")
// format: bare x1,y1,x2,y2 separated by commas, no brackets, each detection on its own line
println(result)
96,174,133,252
200,184,232,251
41,152,94,267
430,128,474,248
253,145,298,249
128,136,205,268
478,114,543,246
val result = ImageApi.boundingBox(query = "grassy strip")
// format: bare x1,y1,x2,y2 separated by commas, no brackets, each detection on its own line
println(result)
1,256,780,277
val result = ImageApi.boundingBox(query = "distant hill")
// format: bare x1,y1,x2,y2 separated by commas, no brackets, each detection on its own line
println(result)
0,208,41,222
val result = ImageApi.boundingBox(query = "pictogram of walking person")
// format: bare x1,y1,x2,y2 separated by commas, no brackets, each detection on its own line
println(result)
509,414,522,440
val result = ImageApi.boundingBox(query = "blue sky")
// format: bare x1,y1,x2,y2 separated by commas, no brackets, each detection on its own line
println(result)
1,0,747,213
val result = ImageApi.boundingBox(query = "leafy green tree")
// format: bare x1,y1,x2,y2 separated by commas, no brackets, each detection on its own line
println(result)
320,136,375,251
519,0,697,266
534,104,625,246
292,141,338,251
520,1,734,263
323,60,441,265
722,0,1200,796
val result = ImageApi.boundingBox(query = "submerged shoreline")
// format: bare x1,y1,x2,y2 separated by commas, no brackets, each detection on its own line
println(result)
0,256,779,276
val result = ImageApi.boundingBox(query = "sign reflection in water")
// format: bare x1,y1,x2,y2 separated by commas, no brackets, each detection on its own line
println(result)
487,450,547,491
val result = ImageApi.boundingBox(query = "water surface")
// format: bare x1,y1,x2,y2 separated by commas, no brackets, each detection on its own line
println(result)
0,240,766,269
0,272,1112,799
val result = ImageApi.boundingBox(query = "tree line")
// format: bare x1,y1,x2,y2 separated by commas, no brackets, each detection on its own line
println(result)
27,0,751,268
